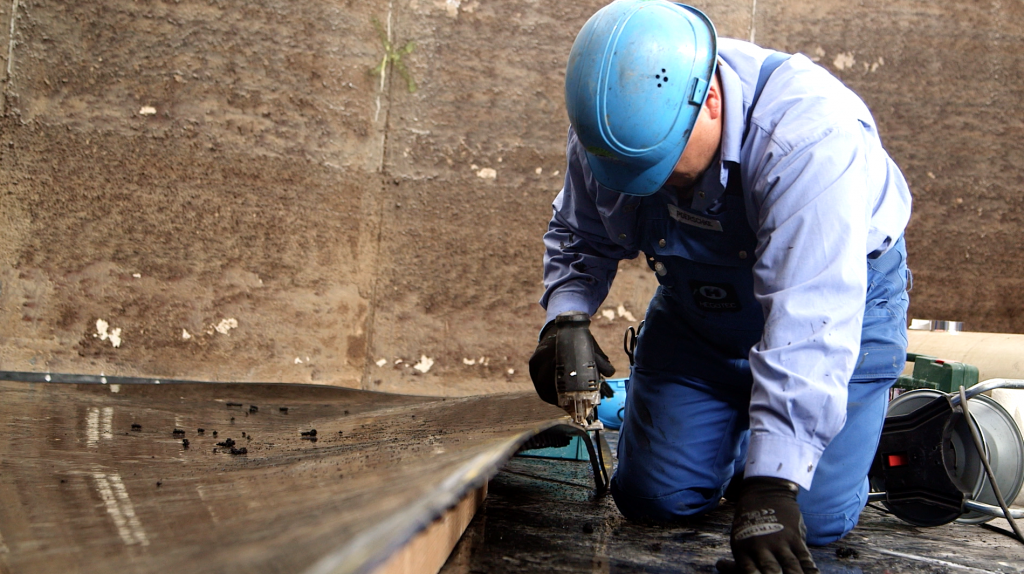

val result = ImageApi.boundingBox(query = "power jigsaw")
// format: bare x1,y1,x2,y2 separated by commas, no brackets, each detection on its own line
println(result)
553,311,605,430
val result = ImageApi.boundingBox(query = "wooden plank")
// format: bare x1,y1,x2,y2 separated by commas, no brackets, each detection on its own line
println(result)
372,484,487,574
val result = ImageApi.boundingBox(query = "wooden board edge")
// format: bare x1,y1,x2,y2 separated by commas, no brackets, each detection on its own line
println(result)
369,483,488,574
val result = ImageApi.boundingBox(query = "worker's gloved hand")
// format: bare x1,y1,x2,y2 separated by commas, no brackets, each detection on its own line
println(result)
716,477,819,574
528,311,614,405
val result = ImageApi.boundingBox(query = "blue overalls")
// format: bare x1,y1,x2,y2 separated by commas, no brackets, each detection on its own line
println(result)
609,166,910,545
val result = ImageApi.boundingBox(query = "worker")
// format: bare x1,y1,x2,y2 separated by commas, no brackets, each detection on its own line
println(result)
528,1,912,573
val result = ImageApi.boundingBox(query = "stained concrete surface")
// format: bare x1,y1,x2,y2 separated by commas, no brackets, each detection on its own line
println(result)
2,0,1023,396
443,435,1024,574
1,0,389,389
754,0,1024,343
0,377,570,574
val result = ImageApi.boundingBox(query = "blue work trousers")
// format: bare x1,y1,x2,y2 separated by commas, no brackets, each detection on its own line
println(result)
610,371,892,545
610,241,909,546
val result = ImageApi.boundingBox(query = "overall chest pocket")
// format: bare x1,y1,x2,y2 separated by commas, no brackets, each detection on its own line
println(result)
640,193,758,266
638,196,765,335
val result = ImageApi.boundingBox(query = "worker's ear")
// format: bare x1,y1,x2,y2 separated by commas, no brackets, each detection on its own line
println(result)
703,74,722,121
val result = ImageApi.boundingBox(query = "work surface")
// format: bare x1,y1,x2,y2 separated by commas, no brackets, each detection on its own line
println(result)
0,378,569,574
4,377,1022,574
444,438,1024,574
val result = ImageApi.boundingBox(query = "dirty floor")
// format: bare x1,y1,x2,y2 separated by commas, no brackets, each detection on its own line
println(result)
442,432,1024,574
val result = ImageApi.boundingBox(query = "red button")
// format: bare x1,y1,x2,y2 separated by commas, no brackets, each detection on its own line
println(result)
887,453,908,467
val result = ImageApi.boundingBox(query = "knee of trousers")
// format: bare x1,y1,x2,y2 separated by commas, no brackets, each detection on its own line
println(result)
800,481,868,546
610,473,723,523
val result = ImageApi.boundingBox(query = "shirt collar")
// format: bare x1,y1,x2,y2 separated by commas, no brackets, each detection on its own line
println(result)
683,59,744,212
655,59,746,212
718,57,746,167
680,151,723,212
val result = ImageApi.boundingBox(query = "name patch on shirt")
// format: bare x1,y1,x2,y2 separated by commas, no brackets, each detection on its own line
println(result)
689,281,742,313
668,204,723,232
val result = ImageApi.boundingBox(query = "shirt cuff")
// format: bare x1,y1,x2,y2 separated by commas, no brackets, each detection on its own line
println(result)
544,290,591,324
744,433,825,491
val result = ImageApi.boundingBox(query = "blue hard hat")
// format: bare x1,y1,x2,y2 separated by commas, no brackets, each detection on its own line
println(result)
565,1,718,196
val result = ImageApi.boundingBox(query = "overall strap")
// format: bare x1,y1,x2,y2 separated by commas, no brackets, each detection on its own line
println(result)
728,52,791,197
741,52,791,145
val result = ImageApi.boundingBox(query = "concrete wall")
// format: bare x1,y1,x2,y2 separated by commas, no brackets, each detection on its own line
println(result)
1,0,1021,394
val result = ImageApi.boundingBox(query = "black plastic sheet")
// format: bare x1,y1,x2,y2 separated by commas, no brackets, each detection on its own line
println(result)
0,377,576,574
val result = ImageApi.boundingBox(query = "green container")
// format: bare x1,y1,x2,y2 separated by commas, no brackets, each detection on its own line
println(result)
894,353,980,393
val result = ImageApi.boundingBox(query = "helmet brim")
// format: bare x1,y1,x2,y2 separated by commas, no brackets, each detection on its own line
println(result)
584,145,682,197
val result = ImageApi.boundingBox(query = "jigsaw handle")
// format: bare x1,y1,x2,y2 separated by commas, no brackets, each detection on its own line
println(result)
554,312,601,395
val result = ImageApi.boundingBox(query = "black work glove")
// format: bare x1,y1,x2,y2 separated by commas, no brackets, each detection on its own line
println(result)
528,311,615,405
716,477,819,574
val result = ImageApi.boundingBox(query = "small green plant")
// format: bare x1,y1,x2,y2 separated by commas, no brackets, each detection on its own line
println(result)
370,17,417,94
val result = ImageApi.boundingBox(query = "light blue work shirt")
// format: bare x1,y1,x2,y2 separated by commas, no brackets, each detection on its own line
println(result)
540,39,912,489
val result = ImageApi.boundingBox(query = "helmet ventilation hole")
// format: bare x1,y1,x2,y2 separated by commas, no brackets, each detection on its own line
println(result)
654,69,669,88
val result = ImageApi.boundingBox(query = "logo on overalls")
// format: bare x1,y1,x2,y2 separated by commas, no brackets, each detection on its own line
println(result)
689,281,741,312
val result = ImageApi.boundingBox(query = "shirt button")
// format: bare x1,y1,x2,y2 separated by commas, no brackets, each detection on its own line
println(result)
698,191,706,198
658,239,666,248
738,251,748,259
654,262,667,276
618,233,627,241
